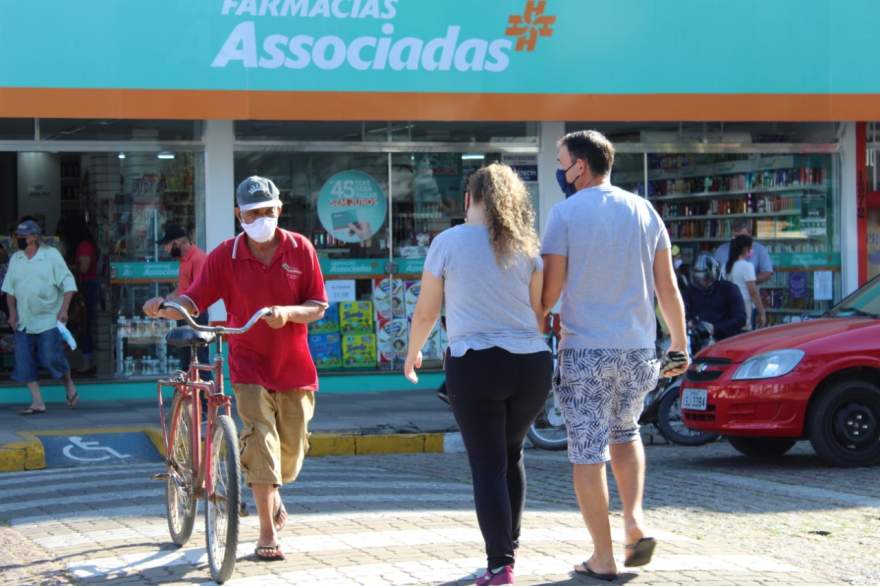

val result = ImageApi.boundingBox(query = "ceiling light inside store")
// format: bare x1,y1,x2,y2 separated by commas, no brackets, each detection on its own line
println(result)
117,152,126,160
461,154,485,160
157,151,175,160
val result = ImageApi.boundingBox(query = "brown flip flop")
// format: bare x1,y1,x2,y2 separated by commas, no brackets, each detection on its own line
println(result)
255,544,285,562
574,561,618,582
624,537,657,568
19,407,47,415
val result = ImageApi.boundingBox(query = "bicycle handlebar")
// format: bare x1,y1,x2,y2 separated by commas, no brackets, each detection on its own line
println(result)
159,300,272,336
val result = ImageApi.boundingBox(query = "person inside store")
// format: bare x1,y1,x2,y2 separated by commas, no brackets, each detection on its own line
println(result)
541,130,689,581
713,218,774,284
683,253,747,340
405,163,551,586
722,235,767,330
58,215,101,374
143,176,328,562
2,219,80,414
158,223,210,378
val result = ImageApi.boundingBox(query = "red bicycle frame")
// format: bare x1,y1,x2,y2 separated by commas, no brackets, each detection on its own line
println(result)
157,340,229,499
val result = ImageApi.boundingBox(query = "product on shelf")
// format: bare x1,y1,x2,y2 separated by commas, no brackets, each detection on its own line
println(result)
339,301,374,334
309,332,343,369
310,303,340,334
404,280,420,318
420,321,447,361
373,277,405,320
377,316,408,364
342,333,377,368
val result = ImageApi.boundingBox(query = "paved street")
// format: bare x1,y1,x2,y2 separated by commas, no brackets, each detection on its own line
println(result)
0,440,877,585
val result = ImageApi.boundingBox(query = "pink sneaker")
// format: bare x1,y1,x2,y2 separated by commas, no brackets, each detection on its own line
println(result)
475,565,514,586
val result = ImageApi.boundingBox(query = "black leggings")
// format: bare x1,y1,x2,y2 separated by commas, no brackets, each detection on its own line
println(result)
445,347,552,569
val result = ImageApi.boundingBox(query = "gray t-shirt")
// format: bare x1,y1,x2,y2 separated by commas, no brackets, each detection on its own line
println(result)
541,184,670,351
424,224,548,357
714,240,774,275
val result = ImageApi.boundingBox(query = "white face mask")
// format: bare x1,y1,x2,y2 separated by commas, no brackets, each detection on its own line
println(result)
241,216,278,243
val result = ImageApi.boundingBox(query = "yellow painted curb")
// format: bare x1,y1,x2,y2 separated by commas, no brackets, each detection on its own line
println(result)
0,435,44,472
0,426,166,473
309,434,356,457
0,427,447,472
356,433,426,455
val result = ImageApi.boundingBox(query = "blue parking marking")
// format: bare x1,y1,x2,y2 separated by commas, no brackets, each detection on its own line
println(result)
38,433,162,468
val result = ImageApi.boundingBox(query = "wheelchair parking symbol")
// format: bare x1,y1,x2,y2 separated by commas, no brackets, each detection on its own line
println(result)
62,436,133,463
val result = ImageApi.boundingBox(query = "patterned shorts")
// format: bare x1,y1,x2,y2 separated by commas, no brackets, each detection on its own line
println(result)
554,348,660,465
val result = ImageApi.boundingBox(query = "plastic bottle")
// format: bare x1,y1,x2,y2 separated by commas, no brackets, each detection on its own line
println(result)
57,321,77,350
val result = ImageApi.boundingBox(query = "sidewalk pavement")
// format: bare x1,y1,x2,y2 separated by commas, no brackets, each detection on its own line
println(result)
0,390,460,472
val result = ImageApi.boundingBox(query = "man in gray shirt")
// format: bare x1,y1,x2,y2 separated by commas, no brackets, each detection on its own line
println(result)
541,130,688,580
714,218,774,284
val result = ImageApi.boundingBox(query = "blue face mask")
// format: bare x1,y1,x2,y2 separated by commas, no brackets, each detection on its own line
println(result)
556,163,579,197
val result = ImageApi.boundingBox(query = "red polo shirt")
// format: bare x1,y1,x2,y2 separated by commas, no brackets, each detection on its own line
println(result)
178,244,207,292
182,229,328,392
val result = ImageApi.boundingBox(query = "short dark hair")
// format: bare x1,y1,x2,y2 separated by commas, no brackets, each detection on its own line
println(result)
558,130,615,176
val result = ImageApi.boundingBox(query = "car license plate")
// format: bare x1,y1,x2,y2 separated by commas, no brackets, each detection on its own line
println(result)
681,388,708,411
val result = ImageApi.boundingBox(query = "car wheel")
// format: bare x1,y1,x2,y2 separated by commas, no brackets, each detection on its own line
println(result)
807,379,880,467
727,436,798,459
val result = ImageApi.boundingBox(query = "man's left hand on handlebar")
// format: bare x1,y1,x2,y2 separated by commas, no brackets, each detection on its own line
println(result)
263,306,288,329
143,296,192,321
143,296,169,319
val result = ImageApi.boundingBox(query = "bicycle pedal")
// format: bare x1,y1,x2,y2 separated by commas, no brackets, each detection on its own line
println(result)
151,472,170,481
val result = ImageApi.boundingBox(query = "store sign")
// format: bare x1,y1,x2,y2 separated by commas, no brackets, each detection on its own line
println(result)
317,170,387,244
318,257,424,276
110,262,179,280
770,252,841,270
4,1,880,95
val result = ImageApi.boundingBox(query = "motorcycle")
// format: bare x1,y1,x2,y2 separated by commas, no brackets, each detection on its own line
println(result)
527,317,720,450
638,320,719,446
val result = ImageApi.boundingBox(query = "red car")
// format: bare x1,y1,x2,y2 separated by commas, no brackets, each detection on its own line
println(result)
680,277,880,467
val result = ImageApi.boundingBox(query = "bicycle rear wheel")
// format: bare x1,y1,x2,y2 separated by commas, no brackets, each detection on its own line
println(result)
206,414,241,584
166,395,196,546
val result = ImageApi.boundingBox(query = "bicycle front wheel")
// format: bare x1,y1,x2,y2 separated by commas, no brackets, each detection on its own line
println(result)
527,391,568,451
206,414,242,584
166,395,196,546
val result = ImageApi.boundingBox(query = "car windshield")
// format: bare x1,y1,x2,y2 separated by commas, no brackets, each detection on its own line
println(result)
828,275,880,318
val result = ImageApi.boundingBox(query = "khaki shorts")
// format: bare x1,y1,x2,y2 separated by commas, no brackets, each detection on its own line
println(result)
233,384,315,486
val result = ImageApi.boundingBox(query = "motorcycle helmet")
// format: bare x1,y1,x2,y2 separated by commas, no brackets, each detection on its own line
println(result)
690,253,720,291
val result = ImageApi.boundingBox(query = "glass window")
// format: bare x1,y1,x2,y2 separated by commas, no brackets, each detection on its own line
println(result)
0,118,34,140
235,121,538,144
0,150,201,382
235,121,389,142
39,119,202,141
642,152,840,323
566,122,839,145
234,151,391,261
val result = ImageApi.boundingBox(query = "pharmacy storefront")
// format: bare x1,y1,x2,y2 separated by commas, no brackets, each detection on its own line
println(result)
0,0,879,398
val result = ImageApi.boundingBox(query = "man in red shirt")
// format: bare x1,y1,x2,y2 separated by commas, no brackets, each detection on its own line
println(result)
158,223,208,297
143,176,328,561
158,224,210,373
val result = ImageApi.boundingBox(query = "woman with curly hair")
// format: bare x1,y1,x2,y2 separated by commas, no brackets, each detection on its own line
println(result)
405,163,551,586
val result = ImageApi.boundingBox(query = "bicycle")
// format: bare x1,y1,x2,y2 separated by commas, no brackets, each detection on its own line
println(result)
152,301,270,584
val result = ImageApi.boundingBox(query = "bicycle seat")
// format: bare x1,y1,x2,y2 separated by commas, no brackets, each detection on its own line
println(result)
166,326,216,348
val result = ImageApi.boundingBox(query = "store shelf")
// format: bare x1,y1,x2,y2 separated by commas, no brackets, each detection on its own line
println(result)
662,210,800,222
673,236,811,243
615,155,803,183
650,184,827,202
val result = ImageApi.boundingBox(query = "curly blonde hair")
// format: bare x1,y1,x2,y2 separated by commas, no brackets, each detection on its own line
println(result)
468,163,540,267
